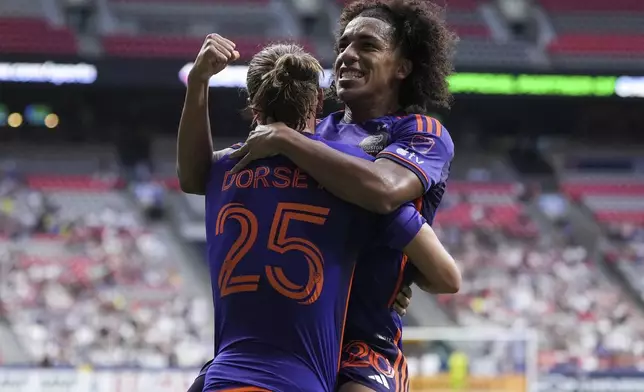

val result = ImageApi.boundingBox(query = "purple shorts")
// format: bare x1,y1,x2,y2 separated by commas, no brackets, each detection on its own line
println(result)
338,341,409,392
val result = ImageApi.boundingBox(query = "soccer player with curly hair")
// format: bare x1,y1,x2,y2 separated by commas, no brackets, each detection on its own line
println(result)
225,2,458,391
177,1,459,391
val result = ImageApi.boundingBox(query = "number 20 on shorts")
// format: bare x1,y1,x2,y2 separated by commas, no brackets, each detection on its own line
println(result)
215,202,329,305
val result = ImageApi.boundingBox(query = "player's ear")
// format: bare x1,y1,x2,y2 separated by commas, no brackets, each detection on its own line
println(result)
316,88,324,115
396,58,412,80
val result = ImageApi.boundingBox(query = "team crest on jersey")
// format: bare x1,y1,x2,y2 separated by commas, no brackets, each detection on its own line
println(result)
359,131,390,156
410,134,435,154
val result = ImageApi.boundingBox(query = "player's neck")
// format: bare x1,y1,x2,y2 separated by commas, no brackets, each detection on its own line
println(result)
343,101,401,124
299,117,316,135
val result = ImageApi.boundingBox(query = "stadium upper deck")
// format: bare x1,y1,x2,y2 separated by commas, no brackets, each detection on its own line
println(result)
3,0,643,70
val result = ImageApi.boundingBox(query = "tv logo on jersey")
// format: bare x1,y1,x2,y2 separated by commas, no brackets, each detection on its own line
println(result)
395,148,424,165
359,131,390,156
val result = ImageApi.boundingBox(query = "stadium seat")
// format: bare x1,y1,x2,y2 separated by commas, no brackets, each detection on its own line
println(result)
102,35,315,60
595,210,644,223
110,0,268,3
447,181,522,196
451,24,490,37
0,17,77,55
561,181,644,200
0,178,210,368
27,176,123,191
548,34,644,55
539,0,644,12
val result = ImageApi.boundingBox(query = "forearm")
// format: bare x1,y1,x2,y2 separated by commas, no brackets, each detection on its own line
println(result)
405,225,461,294
279,131,397,213
414,263,460,294
414,274,452,294
176,79,214,195
413,247,461,294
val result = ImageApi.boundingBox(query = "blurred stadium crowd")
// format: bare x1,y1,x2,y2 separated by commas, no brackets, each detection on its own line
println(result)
2,147,644,373
0,167,211,368
2,0,644,386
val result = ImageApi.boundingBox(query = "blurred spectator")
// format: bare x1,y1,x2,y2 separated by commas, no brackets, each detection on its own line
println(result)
0,175,209,368
0,167,54,239
435,195,644,372
132,163,166,220
63,0,96,34
497,0,536,41
292,0,322,37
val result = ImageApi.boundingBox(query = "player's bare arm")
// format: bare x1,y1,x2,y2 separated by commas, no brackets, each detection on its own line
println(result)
177,34,239,195
403,223,461,294
230,123,423,214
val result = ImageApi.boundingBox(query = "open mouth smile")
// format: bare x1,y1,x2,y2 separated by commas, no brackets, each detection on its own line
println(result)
338,68,365,82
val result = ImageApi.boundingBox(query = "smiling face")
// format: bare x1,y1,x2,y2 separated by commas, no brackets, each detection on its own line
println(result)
334,16,409,113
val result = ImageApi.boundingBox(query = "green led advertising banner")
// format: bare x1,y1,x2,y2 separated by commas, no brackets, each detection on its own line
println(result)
447,73,617,97
179,63,643,98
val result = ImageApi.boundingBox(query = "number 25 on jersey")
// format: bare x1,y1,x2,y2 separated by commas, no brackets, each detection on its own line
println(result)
215,202,329,305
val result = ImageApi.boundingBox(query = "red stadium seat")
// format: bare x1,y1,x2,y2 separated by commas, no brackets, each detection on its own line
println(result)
561,182,644,200
450,24,489,37
539,0,644,12
163,178,181,190
333,0,488,38
102,35,204,59
335,0,481,11
0,18,77,55
27,175,124,191
444,0,481,12
548,34,644,55
433,203,523,228
102,35,315,60
447,181,522,196
110,0,268,3
595,210,644,224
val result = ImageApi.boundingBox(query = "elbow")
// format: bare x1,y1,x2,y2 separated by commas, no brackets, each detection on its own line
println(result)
177,168,206,195
370,182,404,214
415,267,461,294
371,199,398,215
439,265,462,294
179,181,206,195
427,281,460,295
442,275,461,294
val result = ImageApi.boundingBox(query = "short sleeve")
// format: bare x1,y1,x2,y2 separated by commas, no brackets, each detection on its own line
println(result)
377,202,426,251
377,115,454,193
212,143,244,163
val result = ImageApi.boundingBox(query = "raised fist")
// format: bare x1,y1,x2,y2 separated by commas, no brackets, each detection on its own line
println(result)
188,34,240,83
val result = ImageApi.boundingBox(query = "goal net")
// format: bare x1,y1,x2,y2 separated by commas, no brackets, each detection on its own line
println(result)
403,326,538,392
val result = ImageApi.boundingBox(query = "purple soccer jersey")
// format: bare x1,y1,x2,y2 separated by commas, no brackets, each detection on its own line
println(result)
203,134,426,392
316,111,455,392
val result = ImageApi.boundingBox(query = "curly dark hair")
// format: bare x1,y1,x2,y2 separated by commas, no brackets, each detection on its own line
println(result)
330,0,457,113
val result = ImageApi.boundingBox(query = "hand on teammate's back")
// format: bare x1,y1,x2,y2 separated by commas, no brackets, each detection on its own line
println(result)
229,119,294,173
393,285,412,317
188,34,240,84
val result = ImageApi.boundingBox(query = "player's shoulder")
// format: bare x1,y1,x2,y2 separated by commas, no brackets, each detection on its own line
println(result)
314,134,375,161
392,113,448,135
391,114,453,150
212,143,243,163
